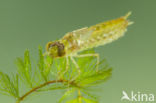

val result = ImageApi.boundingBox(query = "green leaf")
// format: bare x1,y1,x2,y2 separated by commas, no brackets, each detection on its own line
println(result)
38,46,53,82
0,46,113,103
77,68,112,87
66,98,79,103
0,72,19,98
81,89,98,101
44,56,53,76
16,50,32,87
83,97,98,103
58,88,76,103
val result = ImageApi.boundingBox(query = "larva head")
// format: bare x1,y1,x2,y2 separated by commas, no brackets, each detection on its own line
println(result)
46,41,65,58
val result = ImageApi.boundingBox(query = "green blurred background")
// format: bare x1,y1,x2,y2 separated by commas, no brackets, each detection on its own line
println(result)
0,0,156,103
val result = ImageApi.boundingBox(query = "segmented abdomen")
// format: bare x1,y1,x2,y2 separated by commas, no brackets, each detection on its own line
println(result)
84,17,130,49
62,12,133,54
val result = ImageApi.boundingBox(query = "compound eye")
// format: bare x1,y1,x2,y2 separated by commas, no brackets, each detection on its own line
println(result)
49,44,54,49
46,42,54,51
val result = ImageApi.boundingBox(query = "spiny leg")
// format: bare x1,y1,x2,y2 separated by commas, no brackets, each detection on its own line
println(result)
70,56,81,74
62,56,69,77
74,53,99,72
70,56,81,81
60,56,71,90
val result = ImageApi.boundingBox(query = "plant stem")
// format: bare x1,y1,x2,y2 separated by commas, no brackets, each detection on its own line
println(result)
17,79,73,103
78,89,82,103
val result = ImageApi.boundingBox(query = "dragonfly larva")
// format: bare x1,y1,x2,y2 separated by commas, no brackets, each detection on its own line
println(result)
45,12,133,78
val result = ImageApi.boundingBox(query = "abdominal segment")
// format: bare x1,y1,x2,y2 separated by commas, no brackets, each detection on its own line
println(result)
61,12,132,54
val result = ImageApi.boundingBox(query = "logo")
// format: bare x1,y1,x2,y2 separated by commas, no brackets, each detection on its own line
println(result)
121,91,155,102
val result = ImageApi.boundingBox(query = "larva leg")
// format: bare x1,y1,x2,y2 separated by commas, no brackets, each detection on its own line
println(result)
74,53,99,72
62,56,69,76
70,56,81,81
70,56,81,74
63,56,70,90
